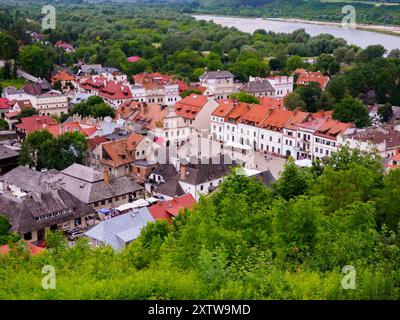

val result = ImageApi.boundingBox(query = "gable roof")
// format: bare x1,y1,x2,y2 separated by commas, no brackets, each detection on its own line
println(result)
259,109,294,130
0,97,11,109
100,133,144,168
239,104,271,126
240,79,275,94
200,70,234,80
293,68,329,89
16,116,58,134
58,164,143,204
99,80,132,101
148,194,195,221
88,136,108,150
84,207,154,250
175,94,209,120
0,187,94,234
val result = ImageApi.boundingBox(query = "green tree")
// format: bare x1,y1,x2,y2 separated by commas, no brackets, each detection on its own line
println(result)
0,32,19,60
230,92,260,104
377,103,393,123
296,82,322,112
284,92,306,111
19,45,52,78
271,158,309,200
286,55,304,73
180,89,202,98
88,103,115,119
17,108,38,121
18,130,54,170
333,96,371,128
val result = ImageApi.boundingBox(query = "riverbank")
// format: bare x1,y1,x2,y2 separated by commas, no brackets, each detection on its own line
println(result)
267,17,400,36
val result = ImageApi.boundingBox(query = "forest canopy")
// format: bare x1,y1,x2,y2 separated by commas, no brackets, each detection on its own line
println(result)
1,146,400,299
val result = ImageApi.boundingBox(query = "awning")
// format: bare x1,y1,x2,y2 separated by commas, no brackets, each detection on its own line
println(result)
116,199,150,212
131,199,150,208
225,141,252,150
295,159,313,168
146,197,159,204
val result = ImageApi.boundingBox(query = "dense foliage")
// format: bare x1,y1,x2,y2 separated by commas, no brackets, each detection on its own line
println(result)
18,130,88,171
1,147,400,299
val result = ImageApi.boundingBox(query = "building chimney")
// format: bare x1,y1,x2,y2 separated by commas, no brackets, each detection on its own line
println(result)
180,164,187,180
103,168,110,185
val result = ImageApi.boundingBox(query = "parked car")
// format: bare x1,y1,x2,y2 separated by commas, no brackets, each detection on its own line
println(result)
67,229,84,240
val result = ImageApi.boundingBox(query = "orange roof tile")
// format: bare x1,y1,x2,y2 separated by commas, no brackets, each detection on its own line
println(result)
100,133,144,168
239,104,271,126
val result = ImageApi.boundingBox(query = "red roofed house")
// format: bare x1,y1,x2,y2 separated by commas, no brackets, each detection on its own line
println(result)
314,119,352,159
51,70,77,93
99,80,132,108
174,93,218,131
79,76,132,108
210,97,350,160
5,100,33,130
128,56,141,63
54,40,75,53
16,115,57,140
85,136,109,170
0,97,11,119
211,99,251,143
99,133,152,177
131,72,181,106
293,68,330,90
148,194,195,222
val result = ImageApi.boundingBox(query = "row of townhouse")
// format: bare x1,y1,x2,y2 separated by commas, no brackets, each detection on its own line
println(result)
211,100,352,160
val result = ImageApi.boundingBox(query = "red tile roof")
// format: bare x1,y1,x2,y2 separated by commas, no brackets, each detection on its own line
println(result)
175,94,208,120
148,194,195,221
55,40,74,50
45,122,97,138
88,136,108,150
51,70,75,83
259,97,284,109
293,68,329,89
16,116,58,134
0,97,11,109
128,56,141,63
99,80,132,101
100,133,144,168
239,104,272,126
259,109,294,130
315,119,352,139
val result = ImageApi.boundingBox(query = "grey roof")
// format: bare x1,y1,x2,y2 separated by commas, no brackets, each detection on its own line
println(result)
61,163,103,183
200,70,234,80
251,170,276,188
152,164,178,180
1,166,59,192
0,145,19,160
56,164,143,204
81,64,103,73
153,156,236,188
0,188,95,234
3,86,24,95
84,208,154,250
241,80,275,94
153,177,185,198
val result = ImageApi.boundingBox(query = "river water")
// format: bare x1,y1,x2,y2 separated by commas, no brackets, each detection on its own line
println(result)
193,15,400,52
